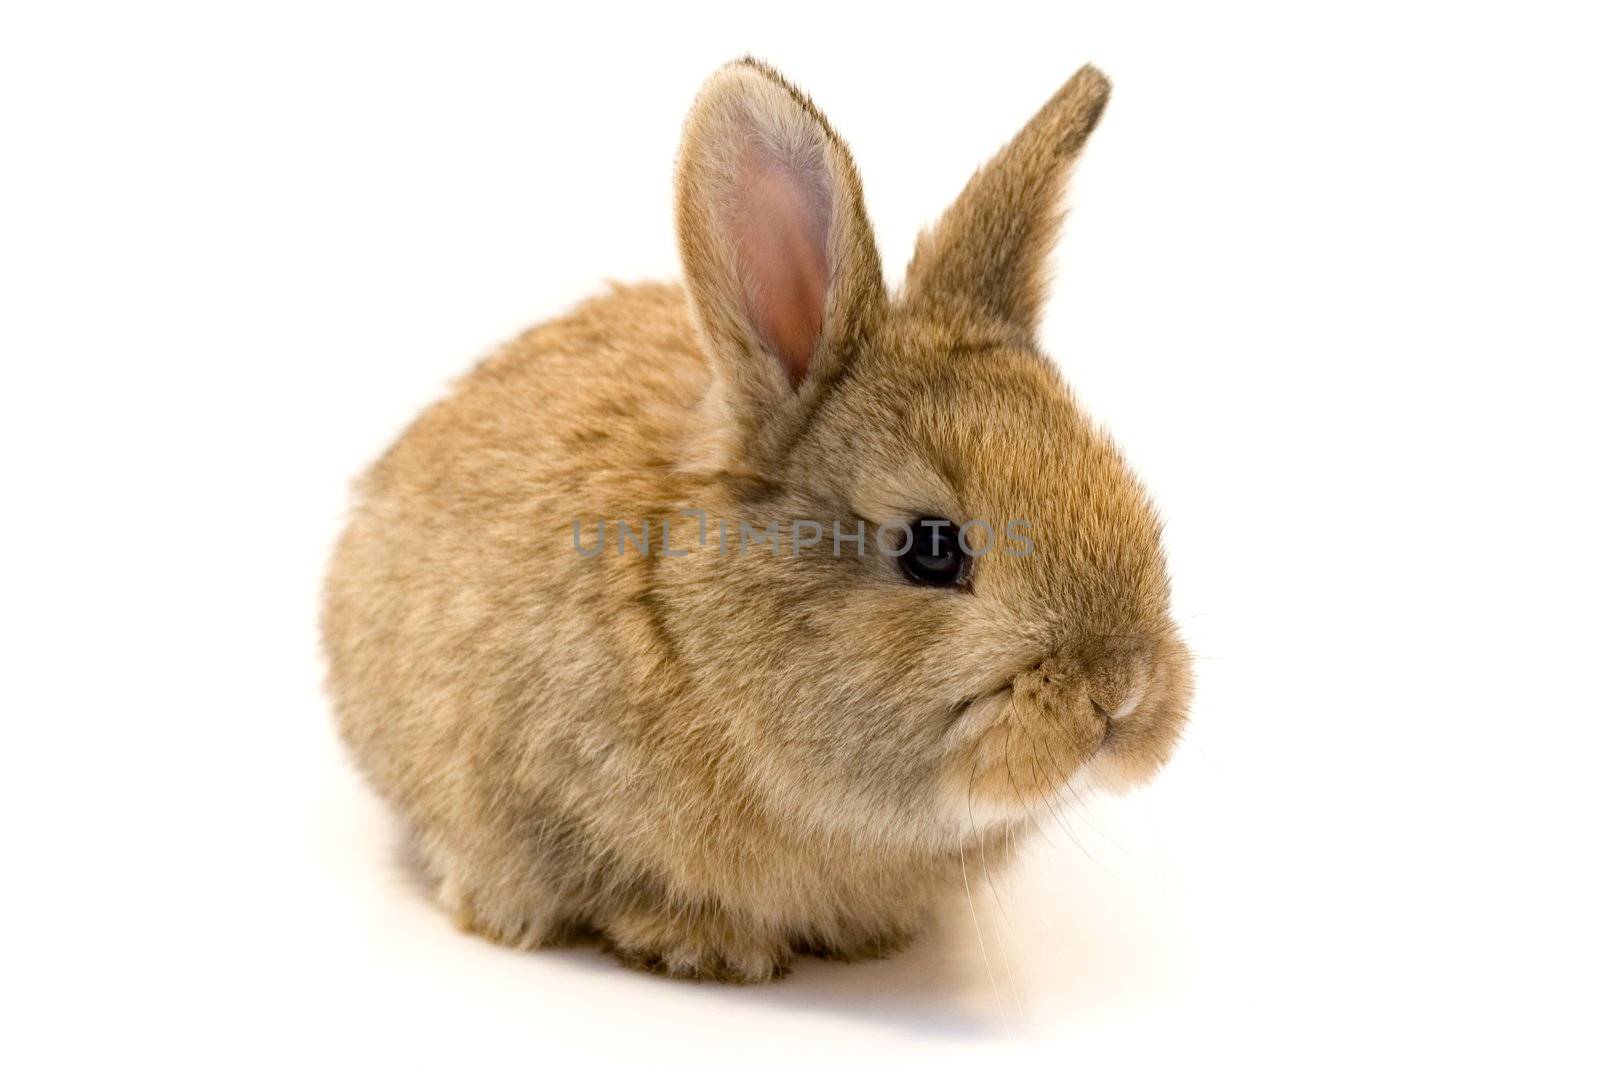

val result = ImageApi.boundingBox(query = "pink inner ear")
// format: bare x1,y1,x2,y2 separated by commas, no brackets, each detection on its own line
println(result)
733,148,832,387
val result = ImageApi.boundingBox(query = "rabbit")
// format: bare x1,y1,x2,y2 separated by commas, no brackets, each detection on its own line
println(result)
322,57,1193,983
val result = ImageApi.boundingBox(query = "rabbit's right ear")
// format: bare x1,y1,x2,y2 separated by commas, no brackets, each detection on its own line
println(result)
676,59,886,464
904,66,1110,338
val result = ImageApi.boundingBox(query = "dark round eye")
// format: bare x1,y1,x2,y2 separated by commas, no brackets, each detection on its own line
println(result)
898,516,967,587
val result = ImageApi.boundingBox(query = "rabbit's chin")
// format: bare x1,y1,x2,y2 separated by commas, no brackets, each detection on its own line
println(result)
942,755,1138,839
942,776,1073,839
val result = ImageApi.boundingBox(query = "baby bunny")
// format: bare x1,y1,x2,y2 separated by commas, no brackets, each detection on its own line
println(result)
323,58,1192,982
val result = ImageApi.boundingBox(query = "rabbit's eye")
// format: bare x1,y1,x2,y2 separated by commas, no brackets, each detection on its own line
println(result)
897,516,968,587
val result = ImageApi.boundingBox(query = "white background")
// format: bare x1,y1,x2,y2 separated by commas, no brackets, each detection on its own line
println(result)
3,2,1597,1063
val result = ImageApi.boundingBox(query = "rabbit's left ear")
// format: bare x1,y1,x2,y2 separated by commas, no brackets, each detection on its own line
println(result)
676,59,885,456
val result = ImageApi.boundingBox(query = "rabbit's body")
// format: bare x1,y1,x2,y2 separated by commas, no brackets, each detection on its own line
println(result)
325,60,1192,982
325,282,962,976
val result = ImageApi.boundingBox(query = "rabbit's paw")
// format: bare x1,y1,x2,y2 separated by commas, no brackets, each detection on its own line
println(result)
792,923,919,962
601,904,793,983
439,873,562,952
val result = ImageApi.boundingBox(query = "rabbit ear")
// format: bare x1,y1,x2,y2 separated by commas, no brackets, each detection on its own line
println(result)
904,65,1110,336
677,59,885,455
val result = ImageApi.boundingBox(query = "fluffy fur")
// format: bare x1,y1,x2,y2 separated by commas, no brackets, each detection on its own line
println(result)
322,58,1193,982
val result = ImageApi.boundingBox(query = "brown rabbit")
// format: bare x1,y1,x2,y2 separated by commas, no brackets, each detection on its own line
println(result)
322,58,1193,982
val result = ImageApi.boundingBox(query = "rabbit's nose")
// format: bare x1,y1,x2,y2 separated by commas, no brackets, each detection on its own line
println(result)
1082,635,1154,721
1089,687,1145,720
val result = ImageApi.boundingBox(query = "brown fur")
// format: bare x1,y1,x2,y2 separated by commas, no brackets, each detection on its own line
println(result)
322,59,1192,982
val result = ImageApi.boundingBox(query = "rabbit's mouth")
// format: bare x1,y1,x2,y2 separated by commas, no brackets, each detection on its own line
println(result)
935,634,1191,835
937,682,1105,833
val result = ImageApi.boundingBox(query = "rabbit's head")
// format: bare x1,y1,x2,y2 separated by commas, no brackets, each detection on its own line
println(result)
664,60,1191,848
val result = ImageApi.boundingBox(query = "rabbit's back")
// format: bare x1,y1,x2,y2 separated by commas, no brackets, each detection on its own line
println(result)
321,281,711,840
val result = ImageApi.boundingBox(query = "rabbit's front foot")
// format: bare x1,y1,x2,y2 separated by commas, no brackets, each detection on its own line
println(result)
599,901,794,984
439,873,570,952
792,924,919,962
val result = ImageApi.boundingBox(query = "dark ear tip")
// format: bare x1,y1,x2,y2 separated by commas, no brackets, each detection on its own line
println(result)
708,57,846,160
695,57,795,105
727,54,779,79
722,55,806,102
1072,63,1113,100
1056,63,1112,148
